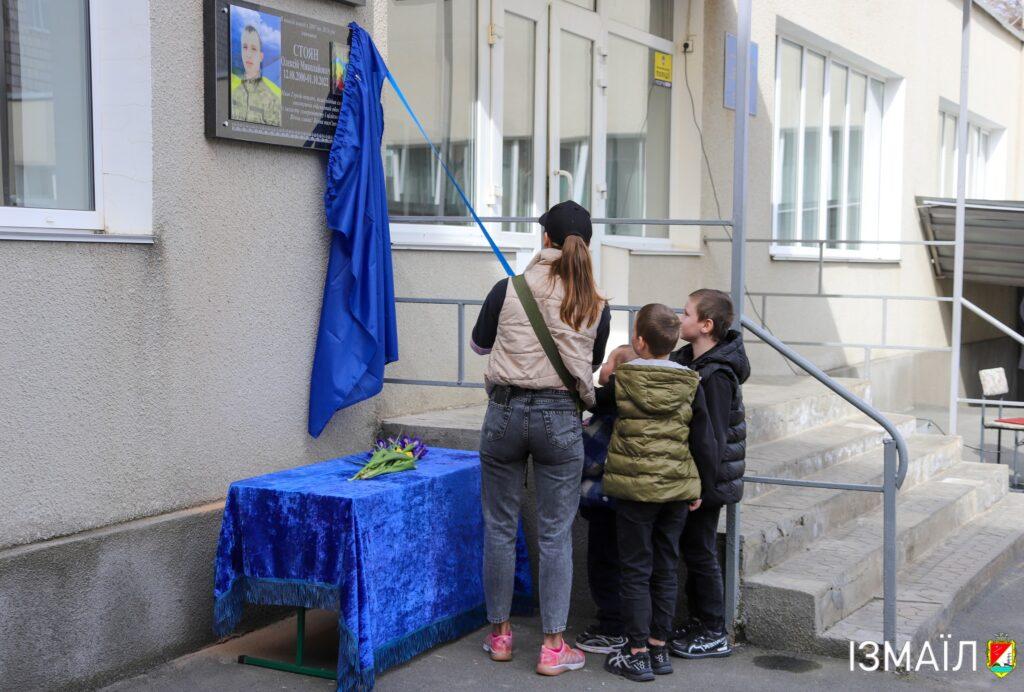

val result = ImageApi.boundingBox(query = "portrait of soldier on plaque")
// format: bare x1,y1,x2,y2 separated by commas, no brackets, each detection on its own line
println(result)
229,6,282,127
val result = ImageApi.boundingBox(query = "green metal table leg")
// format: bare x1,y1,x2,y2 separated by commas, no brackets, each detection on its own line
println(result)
237,607,337,680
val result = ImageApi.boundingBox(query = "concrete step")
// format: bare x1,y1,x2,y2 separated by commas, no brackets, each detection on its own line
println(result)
741,462,1009,653
737,434,962,576
820,491,1024,657
380,375,871,451
742,377,871,446
743,413,918,502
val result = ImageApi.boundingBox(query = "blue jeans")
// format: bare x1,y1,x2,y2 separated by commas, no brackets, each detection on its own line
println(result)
479,386,584,634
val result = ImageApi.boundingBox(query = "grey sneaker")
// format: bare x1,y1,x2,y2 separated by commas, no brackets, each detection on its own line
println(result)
575,628,627,654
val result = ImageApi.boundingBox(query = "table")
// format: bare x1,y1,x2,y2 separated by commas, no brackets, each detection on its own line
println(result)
213,448,533,690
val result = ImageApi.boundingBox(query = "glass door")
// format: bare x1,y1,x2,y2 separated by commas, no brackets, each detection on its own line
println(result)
494,0,548,236
548,1,606,273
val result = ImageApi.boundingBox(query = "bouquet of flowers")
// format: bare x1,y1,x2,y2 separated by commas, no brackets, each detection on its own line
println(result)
349,435,428,480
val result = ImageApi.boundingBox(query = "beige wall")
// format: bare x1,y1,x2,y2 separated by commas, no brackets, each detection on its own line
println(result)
685,0,1024,387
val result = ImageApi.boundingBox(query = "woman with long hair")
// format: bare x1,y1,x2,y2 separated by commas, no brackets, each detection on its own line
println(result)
471,201,610,676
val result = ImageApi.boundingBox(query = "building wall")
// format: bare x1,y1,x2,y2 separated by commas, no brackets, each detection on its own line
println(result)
692,0,1024,395
1,1,1022,687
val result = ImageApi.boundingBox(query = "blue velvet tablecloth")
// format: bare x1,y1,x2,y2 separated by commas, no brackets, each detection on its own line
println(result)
213,448,532,691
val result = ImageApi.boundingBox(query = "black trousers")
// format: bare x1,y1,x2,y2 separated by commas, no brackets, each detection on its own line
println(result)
680,503,725,633
616,499,689,648
580,505,623,635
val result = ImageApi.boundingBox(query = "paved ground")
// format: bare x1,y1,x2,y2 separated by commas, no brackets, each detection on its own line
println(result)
102,556,1023,691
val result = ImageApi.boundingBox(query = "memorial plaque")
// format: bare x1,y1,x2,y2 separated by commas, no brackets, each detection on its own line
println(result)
204,0,350,150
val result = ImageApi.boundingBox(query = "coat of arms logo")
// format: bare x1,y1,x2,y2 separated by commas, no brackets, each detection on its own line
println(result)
987,637,1016,678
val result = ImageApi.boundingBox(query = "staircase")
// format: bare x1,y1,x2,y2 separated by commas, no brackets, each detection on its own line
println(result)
380,376,1024,657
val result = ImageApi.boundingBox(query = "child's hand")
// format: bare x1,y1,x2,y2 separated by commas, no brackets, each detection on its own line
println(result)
688,498,702,511
598,344,637,385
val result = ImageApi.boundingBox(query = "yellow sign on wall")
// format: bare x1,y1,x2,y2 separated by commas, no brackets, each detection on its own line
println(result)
653,51,672,87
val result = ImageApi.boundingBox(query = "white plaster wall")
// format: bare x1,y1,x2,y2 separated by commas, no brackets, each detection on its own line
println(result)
0,0,388,549
683,0,1024,380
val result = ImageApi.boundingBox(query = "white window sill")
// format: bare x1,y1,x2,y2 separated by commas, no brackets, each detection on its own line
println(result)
390,223,537,253
601,237,702,257
0,228,155,244
769,246,901,264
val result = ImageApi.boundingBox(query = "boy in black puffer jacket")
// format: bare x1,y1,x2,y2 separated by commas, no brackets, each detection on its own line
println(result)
668,289,750,659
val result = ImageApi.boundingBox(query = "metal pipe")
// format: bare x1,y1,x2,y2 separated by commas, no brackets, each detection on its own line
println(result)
817,242,825,295
746,292,953,303
457,303,466,385
703,237,957,246
383,378,486,389
744,476,884,492
949,0,971,435
742,315,911,487
882,439,897,647
881,298,888,346
745,339,951,353
389,215,734,226
959,397,1024,407
962,298,1024,346
396,297,485,305
725,0,752,637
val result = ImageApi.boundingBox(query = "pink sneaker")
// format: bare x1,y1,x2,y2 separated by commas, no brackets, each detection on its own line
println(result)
483,631,513,662
536,641,586,676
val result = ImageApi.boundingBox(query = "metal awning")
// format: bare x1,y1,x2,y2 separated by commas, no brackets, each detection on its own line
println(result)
917,197,1024,287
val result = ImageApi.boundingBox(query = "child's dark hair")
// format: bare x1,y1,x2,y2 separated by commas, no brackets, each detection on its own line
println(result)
690,289,734,342
635,303,681,356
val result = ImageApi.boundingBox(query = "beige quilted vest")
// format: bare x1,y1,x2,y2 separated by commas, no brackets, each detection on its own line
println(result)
484,248,601,408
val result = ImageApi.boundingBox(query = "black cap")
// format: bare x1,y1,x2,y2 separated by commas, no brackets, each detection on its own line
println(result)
539,200,592,246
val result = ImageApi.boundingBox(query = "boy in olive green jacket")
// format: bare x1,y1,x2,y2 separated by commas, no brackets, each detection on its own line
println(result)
593,303,718,683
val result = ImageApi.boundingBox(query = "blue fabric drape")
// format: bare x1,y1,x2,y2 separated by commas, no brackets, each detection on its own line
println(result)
213,449,533,691
310,23,398,438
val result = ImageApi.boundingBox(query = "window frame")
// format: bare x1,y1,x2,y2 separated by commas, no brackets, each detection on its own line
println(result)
770,29,902,263
936,106,1001,199
601,2,676,245
0,0,155,243
388,0,679,254
0,0,104,233
387,0,538,254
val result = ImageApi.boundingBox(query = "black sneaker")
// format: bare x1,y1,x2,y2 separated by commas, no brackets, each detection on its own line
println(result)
668,629,732,659
604,646,655,682
575,628,627,654
649,644,673,675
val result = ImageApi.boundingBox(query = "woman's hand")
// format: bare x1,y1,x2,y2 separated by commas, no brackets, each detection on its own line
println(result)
688,498,702,511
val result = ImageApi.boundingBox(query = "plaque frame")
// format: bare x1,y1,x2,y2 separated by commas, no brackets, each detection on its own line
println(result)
204,0,351,151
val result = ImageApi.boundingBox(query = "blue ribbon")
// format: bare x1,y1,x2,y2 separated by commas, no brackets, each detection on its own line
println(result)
385,70,515,277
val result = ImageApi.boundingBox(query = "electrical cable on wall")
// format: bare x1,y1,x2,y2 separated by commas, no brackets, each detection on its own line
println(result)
681,48,801,376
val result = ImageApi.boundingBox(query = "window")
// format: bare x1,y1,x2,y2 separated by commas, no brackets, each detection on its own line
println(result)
383,0,476,220
2,0,93,212
606,0,673,41
501,12,535,234
605,36,670,238
772,37,886,255
937,111,990,198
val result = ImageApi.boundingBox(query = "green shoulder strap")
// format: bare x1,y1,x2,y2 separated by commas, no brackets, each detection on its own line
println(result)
511,274,585,413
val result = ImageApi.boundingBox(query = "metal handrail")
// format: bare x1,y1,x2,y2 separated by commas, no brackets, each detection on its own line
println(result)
741,316,911,489
390,215,734,226
740,315,904,647
962,299,1024,347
